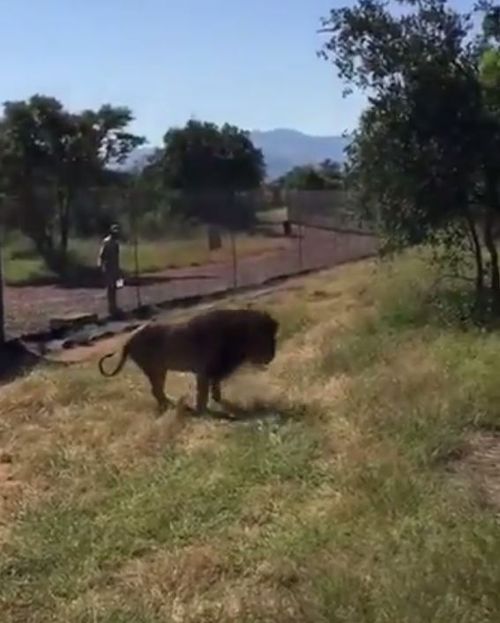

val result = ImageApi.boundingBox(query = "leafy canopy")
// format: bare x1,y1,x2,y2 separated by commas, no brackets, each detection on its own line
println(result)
161,120,265,191
320,0,500,305
0,95,144,265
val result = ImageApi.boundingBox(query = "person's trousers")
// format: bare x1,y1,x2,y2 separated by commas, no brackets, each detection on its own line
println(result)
106,284,118,316
103,270,119,316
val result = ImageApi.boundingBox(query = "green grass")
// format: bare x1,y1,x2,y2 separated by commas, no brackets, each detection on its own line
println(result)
1,421,320,599
2,251,500,621
255,206,288,223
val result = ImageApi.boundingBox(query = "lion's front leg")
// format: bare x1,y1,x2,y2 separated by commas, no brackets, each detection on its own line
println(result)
211,380,222,404
195,375,210,413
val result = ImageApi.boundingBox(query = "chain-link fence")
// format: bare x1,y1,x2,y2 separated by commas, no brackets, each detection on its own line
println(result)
0,187,378,339
285,188,373,233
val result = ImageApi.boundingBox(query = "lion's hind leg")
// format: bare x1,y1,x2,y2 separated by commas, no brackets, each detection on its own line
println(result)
143,365,170,414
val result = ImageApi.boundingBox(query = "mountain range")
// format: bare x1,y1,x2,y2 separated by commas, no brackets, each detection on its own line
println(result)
251,129,350,179
123,128,351,180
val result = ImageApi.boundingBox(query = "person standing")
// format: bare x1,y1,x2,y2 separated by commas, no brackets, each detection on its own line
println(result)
98,223,122,317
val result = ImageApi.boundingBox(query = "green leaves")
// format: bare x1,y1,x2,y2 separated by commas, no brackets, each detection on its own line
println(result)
160,119,265,193
0,95,144,264
275,160,343,190
320,0,500,303
139,119,266,227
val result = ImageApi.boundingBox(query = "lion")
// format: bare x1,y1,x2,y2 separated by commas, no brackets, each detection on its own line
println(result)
98,307,279,413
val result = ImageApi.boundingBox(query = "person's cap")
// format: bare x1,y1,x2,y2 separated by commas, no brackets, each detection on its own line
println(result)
110,223,120,233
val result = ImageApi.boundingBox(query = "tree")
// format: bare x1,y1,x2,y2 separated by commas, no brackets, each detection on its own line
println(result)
276,160,343,190
56,105,144,260
162,120,264,191
320,158,343,181
157,120,265,227
320,0,500,307
0,96,59,256
0,95,144,268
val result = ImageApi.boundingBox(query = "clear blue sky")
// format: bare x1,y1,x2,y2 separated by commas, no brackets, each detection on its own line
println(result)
0,0,472,146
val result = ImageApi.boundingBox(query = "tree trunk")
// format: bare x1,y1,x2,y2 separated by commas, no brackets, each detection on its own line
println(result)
484,211,500,301
465,212,484,298
20,187,53,259
60,213,69,259
57,188,70,269
483,170,500,307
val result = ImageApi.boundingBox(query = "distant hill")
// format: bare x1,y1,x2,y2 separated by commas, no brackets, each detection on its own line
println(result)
250,129,350,179
117,147,157,173
120,128,351,180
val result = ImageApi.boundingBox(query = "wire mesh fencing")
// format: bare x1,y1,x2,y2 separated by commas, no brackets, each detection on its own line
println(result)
0,188,378,339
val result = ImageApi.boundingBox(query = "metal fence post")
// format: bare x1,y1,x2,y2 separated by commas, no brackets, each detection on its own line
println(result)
0,225,5,344
230,230,237,290
297,201,304,272
129,188,142,309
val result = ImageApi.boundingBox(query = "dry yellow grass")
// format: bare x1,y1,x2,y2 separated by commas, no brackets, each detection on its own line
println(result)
2,252,500,622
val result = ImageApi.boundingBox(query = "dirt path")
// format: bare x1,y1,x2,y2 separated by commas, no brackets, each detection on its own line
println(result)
5,228,377,338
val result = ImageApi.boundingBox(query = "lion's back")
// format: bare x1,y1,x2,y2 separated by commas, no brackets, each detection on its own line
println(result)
127,308,277,377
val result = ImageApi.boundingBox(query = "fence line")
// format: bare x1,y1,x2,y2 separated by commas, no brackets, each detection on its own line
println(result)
1,188,378,339
285,189,374,234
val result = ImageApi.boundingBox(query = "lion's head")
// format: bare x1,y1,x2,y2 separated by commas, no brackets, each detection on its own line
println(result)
245,311,278,365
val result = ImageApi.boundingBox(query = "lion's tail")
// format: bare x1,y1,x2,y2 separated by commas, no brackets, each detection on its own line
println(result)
97,322,150,377
98,345,129,377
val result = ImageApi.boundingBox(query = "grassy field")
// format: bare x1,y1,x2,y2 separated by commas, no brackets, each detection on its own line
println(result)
2,251,500,622
3,226,285,286
255,207,287,224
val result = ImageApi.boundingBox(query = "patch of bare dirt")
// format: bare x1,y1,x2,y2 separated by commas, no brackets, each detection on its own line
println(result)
0,453,22,544
452,432,500,512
